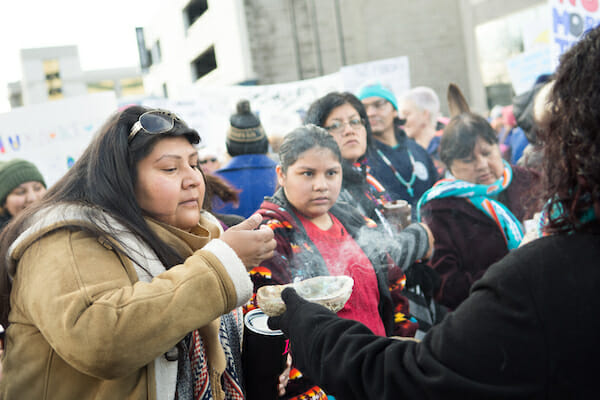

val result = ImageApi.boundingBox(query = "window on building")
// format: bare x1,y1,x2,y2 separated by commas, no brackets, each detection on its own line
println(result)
475,3,550,108
43,59,63,100
184,0,208,29
87,80,116,93
191,46,217,81
151,40,162,64
121,77,145,97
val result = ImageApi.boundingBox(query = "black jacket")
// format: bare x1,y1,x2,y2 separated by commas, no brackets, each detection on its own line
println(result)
273,227,600,399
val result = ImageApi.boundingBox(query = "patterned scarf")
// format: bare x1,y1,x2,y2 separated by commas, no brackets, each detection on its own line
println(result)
417,160,524,250
354,158,391,208
176,310,244,400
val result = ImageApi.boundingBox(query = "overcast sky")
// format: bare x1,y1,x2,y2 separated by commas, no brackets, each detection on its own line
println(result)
0,0,163,113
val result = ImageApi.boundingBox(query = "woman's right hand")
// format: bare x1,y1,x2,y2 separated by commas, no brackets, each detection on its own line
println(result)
220,214,276,270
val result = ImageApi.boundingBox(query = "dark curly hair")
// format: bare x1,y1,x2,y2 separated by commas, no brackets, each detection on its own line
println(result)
537,26,600,233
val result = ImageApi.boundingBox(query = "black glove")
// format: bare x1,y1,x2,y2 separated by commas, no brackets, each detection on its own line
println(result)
267,287,307,332
405,262,441,303
267,287,336,334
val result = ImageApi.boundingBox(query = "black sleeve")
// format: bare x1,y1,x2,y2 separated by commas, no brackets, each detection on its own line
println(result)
278,247,548,400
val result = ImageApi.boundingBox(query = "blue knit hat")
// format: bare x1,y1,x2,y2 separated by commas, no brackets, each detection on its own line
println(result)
0,159,46,205
357,82,398,110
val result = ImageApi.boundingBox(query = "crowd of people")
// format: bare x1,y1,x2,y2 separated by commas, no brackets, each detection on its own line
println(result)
0,24,598,400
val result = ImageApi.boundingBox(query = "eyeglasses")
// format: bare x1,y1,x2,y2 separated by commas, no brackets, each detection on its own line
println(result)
199,158,218,164
363,99,389,111
128,109,187,142
324,118,365,135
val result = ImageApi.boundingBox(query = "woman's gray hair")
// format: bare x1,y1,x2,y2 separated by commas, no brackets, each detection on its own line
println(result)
401,86,440,126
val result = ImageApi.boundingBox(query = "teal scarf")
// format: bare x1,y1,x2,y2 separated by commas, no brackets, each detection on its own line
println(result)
417,161,524,250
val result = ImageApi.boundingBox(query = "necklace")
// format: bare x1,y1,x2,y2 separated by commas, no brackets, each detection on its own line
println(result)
375,148,417,197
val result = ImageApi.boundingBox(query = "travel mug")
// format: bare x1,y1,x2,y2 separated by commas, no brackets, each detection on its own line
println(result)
242,309,289,400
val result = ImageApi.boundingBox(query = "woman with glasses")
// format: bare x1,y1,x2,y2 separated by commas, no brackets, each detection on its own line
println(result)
304,92,401,234
197,146,222,174
0,106,277,399
248,125,432,399
304,92,442,333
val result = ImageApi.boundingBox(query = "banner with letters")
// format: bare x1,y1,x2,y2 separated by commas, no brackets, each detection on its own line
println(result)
549,0,600,68
133,57,410,155
506,45,553,95
0,56,411,186
0,92,117,186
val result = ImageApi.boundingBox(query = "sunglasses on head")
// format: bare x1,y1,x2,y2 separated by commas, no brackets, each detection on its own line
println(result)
128,109,188,142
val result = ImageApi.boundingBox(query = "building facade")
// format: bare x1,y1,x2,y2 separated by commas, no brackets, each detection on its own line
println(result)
9,45,144,109
139,0,547,114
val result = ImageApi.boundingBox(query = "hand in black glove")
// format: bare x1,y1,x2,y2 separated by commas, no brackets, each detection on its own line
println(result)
267,287,306,332
267,287,335,334
405,262,441,302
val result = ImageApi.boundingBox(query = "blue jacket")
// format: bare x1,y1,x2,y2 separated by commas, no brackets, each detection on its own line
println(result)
508,127,529,165
213,154,278,218
368,128,438,213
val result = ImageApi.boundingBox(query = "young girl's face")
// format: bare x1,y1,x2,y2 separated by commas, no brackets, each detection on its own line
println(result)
277,146,342,220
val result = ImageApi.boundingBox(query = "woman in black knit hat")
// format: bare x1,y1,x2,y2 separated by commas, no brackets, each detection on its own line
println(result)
213,99,278,218
0,159,46,229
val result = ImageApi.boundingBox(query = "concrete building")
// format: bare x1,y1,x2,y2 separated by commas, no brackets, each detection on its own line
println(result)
138,0,255,99
9,45,145,108
138,0,547,114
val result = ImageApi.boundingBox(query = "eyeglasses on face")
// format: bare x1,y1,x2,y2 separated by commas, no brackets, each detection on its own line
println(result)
324,118,365,135
363,99,389,111
199,158,218,164
128,109,187,142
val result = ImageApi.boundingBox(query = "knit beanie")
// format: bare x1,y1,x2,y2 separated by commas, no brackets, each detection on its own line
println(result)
226,100,269,157
357,82,398,110
0,159,46,205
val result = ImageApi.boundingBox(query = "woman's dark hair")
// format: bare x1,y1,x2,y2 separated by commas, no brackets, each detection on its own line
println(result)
439,113,498,168
279,124,342,173
537,26,600,233
0,105,200,327
203,173,240,211
304,91,376,160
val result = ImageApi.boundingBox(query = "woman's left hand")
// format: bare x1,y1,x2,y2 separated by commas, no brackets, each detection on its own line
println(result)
278,353,292,396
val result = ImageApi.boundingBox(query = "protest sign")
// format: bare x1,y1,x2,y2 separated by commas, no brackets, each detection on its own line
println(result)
506,45,553,95
549,0,600,68
341,56,410,100
0,92,117,186
134,73,343,153
0,55,409,182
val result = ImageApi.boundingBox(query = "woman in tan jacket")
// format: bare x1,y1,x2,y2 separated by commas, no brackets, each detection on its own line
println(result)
0,106,276,399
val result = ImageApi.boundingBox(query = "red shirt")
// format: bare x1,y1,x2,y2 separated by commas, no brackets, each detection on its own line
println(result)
297,212,386,336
